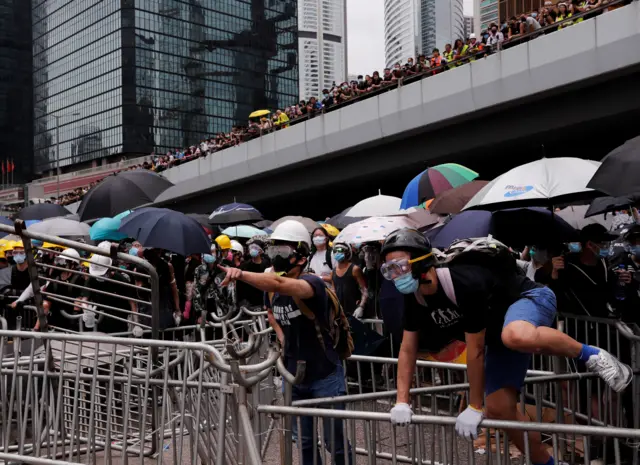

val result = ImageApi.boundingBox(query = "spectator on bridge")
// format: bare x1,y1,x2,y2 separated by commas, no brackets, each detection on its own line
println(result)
392,63,404,81
508,16,522,39
321,89,334,107
486,24,505,48
370,71,383,89
403,58,416,76
382,68,394,86
521,13,542,34
415,55,430,73
556,3,570,27
452,39,469,66
306,97,323,116
430,48,447,74
443,43,455,65
275,109,290,128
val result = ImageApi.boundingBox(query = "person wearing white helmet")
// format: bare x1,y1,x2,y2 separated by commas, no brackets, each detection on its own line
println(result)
219,220,352,464
229,240,244,267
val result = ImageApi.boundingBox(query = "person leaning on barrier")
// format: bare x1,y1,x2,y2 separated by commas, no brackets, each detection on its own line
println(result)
218,220,353,465
383,229,632,465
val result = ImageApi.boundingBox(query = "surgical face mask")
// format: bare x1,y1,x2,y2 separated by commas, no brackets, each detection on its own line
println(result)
530,247,548,264
203,254,215,264
598,247,611,258
226,251,233,262
249,247,260,258
567,242,582,253
631,245,640,257
13,253,25,264
312,236,326,246
393,273,419,295
334,252,346,263
129,247,139,257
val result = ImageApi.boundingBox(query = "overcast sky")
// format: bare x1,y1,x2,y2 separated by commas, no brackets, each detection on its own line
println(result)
347,0,474,75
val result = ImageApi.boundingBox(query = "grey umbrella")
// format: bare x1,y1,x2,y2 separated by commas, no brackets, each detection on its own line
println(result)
27,217,91,238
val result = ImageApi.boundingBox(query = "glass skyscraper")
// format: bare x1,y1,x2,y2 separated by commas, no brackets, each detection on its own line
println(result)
0,0,33,183
32,0,298,175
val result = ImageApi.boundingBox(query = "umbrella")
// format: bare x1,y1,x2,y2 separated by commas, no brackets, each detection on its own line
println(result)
89,210,132,242
186,213,212,228
77,171,173,222
587,135,640,197
463,158,601,211
0,217,12,239
271,216,318,234
320,223,340,238
249,109,270,118
17,203,70,221
327,207,365,230
556,205,613,231
345,195,402,218
253,219,273,229
428,208,578,250
27,217,91,238
401,164,479,209
208,203,263,225
222,225,267,239
428,181,489,215
585,195,637,218
336,212,439,245
119,208,211,256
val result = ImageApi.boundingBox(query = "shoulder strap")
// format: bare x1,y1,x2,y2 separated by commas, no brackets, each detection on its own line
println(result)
436,267,458,307
325,248,333,270
292,295,316,321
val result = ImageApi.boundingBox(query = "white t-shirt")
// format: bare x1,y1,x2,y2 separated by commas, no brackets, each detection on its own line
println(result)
309,250,332,277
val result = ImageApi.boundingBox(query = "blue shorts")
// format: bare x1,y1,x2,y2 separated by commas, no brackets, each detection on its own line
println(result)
485,287,557,396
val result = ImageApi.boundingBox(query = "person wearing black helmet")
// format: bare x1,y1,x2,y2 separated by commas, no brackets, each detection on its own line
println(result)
382,229,632,465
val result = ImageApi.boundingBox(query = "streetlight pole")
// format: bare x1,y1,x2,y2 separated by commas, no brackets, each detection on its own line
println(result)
53,112,80,199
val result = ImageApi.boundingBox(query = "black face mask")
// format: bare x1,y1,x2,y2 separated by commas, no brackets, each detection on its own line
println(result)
272,255,297,274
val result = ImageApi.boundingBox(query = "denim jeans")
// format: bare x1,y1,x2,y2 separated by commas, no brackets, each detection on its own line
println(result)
291,364,352,465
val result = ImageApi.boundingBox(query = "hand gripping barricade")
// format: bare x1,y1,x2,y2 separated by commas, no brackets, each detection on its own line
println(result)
0,221,284,465
260,315,640,465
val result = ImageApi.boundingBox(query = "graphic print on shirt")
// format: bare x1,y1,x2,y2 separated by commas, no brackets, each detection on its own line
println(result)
272,303,301,326
430,306,462,328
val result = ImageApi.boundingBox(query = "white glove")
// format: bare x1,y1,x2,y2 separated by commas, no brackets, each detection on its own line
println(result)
353,307,364,319
455,406,484,440
81,303,97,329
390,403,412,426
132,326,144,338
173,312,182,327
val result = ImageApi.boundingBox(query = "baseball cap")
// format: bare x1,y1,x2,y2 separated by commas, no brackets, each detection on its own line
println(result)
579,224,619,244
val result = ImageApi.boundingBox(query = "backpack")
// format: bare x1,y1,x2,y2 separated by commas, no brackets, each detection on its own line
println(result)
293,285,354,360
432,236,519,305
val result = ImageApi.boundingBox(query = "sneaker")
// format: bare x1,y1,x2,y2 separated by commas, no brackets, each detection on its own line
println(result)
585,348,633,392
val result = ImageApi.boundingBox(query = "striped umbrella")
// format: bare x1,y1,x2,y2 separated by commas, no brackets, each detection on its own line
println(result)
400,163,478,210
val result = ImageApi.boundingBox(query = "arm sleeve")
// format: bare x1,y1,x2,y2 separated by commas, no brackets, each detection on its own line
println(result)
17,283,34,303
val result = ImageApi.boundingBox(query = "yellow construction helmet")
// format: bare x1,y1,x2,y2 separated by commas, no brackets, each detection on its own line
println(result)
42,242,65,250
8,240,23,250
215,235,232,250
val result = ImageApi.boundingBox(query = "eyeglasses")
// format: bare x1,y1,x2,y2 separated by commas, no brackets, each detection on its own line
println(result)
266,245,295,260
381,253,433,280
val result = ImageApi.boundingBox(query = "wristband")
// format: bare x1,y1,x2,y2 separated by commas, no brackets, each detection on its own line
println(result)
469,404,484,413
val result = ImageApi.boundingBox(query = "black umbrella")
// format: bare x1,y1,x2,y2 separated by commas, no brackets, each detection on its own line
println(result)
327,207,365,230
186,213,212,228
208,203,262,225
16,203,70,221
588,135,640,197
77,170,173,222
119,208,211,256
585,195,637,218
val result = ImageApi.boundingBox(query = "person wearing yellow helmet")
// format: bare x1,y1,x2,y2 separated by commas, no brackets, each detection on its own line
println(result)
214,234,234,265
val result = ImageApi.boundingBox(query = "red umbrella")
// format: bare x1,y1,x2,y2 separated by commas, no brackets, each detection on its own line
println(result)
428,181,489,215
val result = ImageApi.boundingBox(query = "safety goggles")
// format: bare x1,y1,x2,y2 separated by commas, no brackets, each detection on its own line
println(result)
248,245,263,254
266,245,295,260
381,253,433,281
333,245,350,255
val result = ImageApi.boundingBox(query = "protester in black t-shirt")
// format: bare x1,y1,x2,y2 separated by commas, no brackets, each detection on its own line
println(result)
382,229,631,465
219,220,352,465
237,237,270,308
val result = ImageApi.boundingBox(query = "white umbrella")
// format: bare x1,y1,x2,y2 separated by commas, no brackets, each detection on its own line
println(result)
556,205,613,230
27,217,91,238
463,158,601,211
345,195,402,218
335,211,439,245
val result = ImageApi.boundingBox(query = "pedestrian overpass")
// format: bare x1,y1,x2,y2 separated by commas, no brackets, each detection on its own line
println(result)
155,2,640,217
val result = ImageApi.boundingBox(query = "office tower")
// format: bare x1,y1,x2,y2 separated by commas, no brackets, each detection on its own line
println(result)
298,0,347,99
32,0,298,174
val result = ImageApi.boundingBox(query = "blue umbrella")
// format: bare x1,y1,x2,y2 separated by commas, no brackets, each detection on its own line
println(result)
0,216,12,239
90,210,132,241
119,207,211,255
428,208,577,250
209,203,263,225
222,225,267,239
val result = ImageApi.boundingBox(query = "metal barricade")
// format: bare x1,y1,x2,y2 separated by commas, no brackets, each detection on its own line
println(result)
0,328,280,465
257,404,640,465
